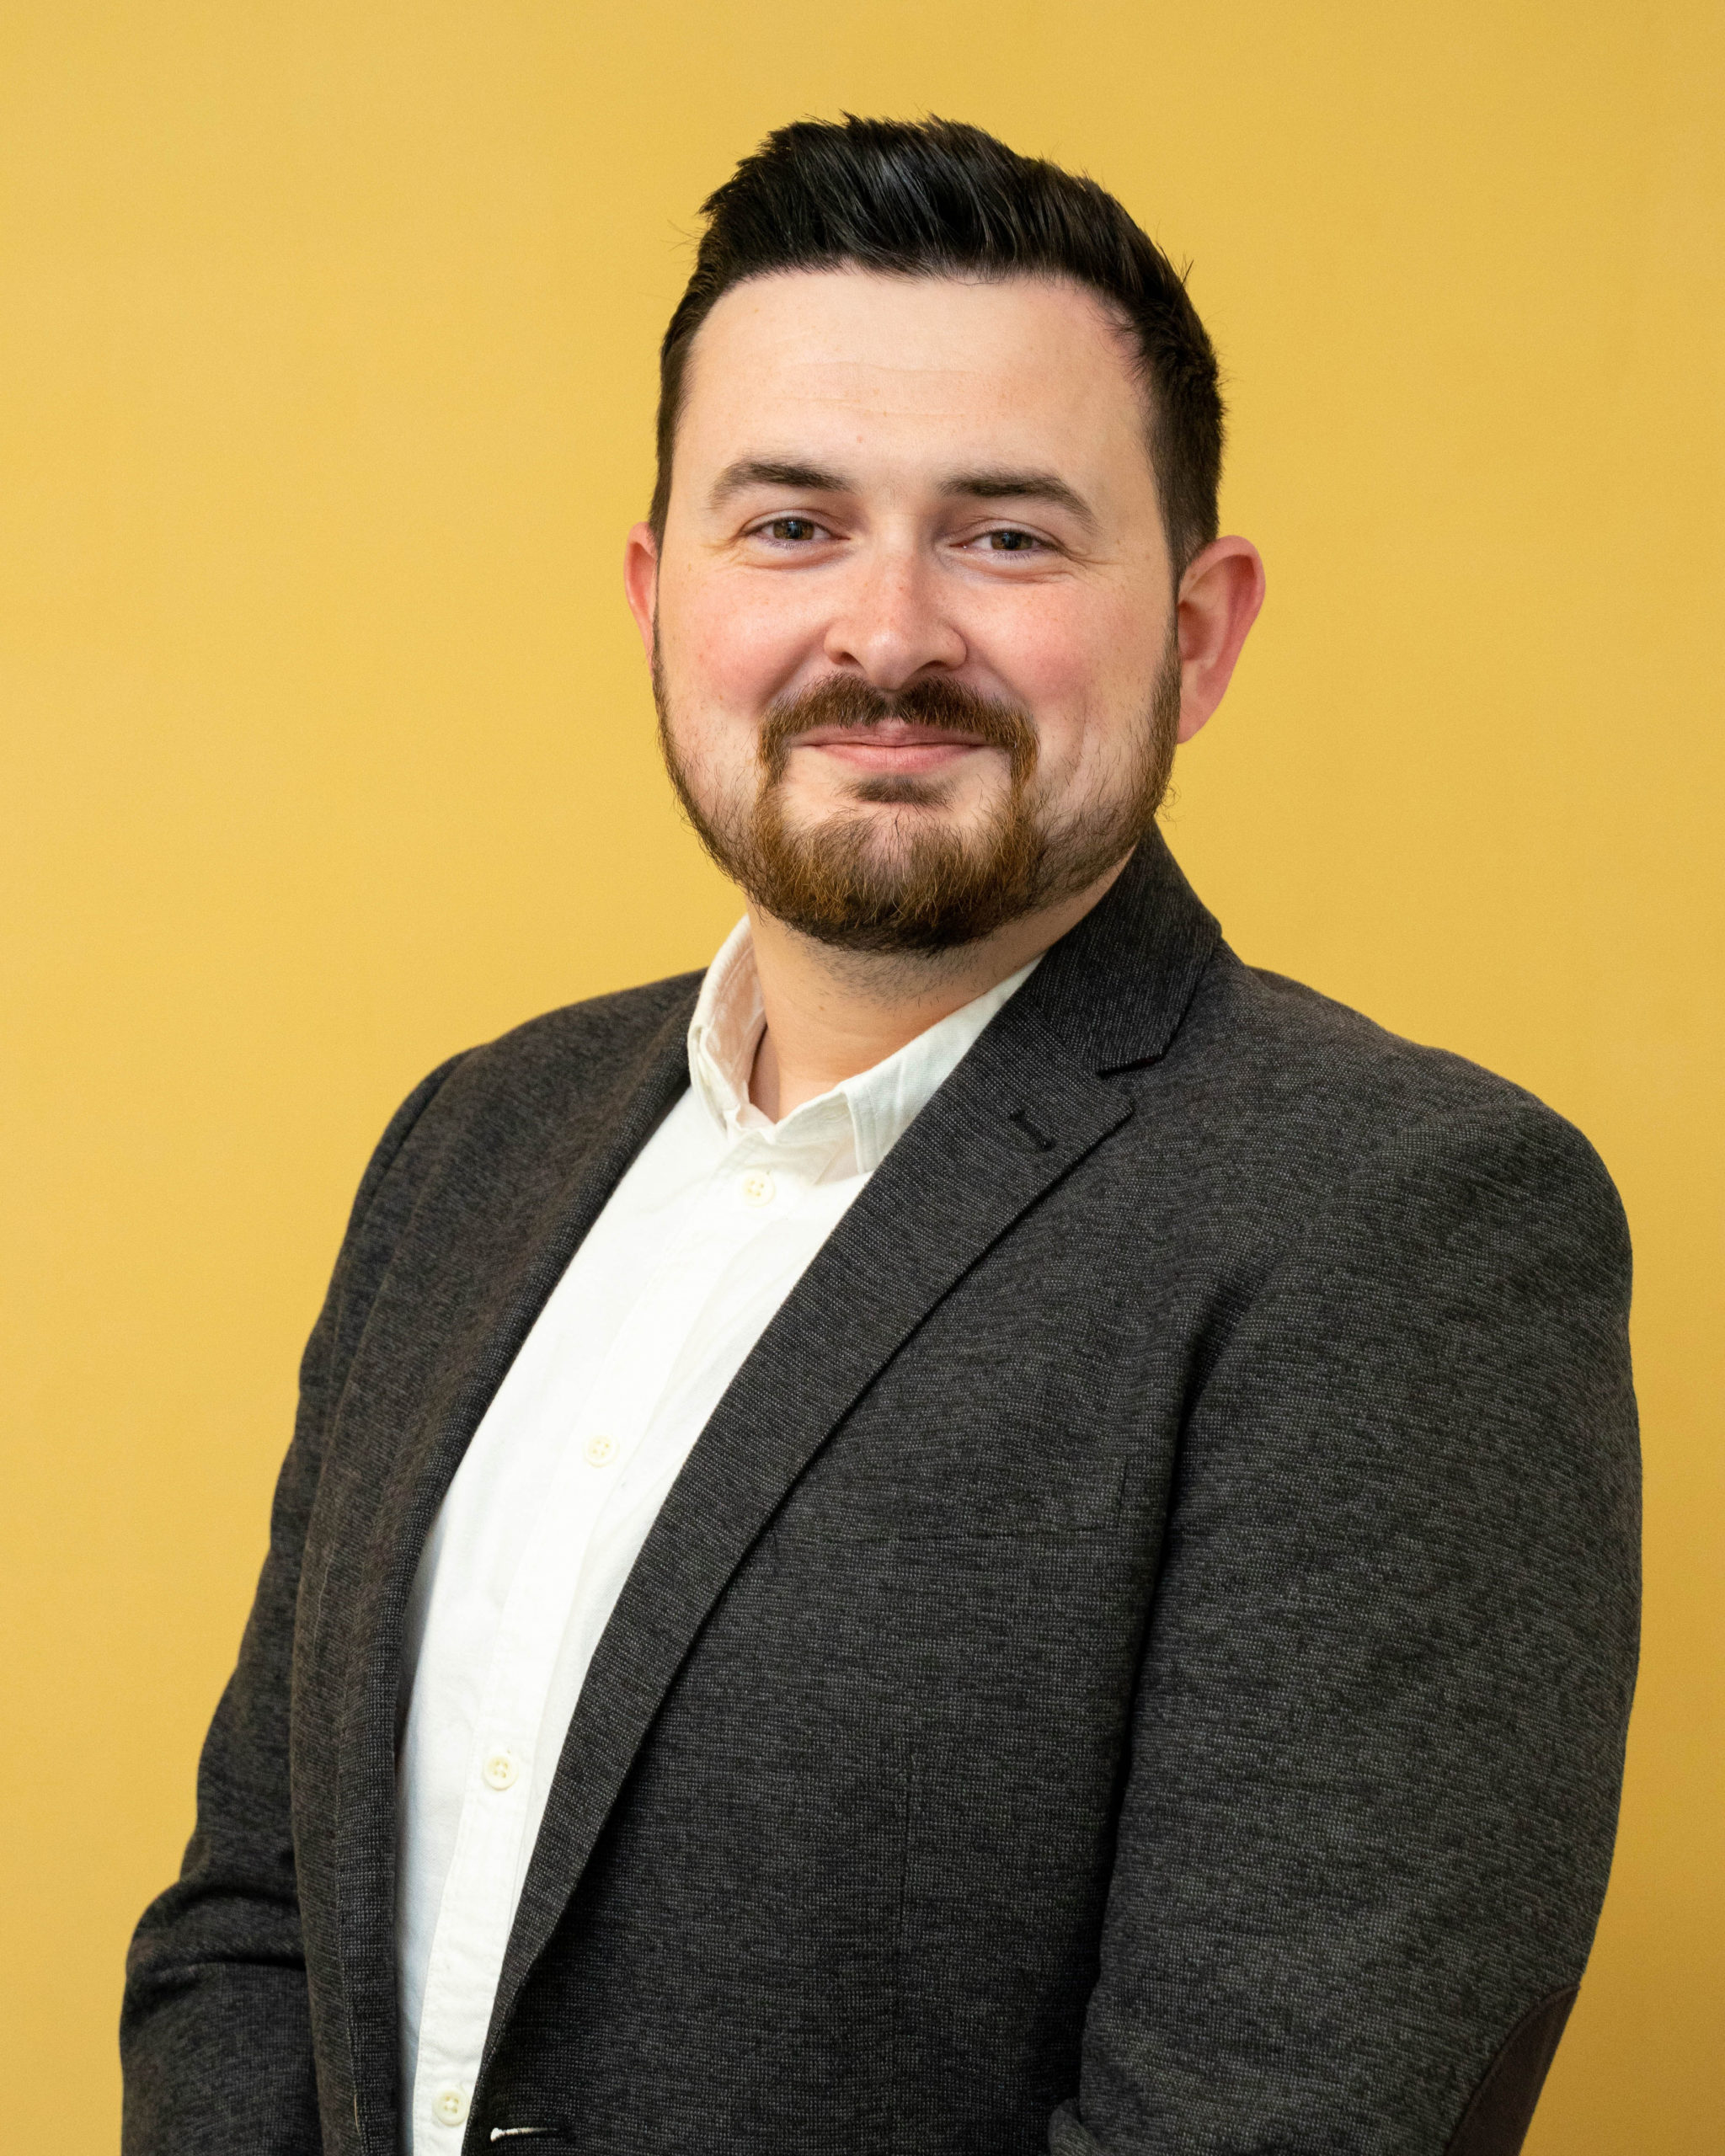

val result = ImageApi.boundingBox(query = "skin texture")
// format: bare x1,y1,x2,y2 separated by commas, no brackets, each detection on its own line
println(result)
624,269,1265,1117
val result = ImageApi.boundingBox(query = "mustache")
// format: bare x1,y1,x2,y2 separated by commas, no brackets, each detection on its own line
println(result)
758,675,1038,785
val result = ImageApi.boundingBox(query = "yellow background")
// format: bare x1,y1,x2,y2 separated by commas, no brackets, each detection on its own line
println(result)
3,4,1720,2148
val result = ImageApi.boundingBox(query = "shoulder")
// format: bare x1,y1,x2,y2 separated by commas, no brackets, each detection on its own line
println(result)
1157,947,1629,1282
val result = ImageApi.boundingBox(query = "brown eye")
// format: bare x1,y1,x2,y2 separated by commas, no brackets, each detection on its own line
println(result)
986,528,1039,551
764,516,820,542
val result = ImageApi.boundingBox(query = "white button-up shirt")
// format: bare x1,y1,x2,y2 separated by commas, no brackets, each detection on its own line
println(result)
394,919,1038,2145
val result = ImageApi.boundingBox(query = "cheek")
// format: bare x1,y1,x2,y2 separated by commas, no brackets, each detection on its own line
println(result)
983,586,1164,768
663,571,820,714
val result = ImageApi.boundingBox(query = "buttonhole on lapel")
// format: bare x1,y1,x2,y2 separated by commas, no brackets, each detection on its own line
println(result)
1008,1107,1055,1152
489,2130,557,2143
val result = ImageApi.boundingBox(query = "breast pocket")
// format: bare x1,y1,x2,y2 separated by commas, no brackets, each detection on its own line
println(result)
775,1320,1135,1542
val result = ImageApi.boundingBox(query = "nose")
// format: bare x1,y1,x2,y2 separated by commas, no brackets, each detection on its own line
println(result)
820,544,968,691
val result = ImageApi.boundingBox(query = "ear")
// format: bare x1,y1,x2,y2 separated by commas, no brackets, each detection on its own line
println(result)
623,521,660,662
1173,536,1266,744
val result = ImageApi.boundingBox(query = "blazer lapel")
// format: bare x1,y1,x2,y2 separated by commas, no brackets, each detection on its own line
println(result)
333,991,697,2143
482,1000,1141,2065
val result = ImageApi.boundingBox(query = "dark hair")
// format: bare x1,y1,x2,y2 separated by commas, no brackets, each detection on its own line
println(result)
651,115,1224,574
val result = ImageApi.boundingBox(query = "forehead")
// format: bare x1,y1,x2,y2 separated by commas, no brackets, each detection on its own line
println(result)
675,269,1151,478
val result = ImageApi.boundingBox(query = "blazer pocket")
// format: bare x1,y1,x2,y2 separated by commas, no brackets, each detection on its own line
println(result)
775,1470,1123,1542
773,1326,1144,1543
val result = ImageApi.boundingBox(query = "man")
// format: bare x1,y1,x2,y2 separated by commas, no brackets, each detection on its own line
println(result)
122,117,1639,2156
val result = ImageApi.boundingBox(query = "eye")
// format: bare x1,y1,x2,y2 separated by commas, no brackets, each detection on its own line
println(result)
751,515,828,544
975,526,1047,553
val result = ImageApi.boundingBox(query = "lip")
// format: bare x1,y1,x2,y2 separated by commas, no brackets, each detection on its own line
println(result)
788,720,994,774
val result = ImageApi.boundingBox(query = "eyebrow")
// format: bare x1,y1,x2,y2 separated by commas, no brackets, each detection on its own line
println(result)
940,468,1097,529
708,457,852,508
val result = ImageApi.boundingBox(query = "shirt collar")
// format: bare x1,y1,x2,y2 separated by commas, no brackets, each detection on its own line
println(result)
686,916,1040,1175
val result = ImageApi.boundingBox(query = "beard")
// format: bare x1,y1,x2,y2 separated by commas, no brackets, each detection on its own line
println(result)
655,649,1181,954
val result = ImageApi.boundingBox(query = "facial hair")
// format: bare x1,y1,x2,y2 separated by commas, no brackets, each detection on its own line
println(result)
655,652,1181,955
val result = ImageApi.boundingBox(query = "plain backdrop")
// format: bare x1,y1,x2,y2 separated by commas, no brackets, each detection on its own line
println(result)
3,5,1720,2148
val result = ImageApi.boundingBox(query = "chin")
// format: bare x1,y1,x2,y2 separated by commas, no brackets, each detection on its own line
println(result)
847,776,965,808
789,771,985,824
792,799,977,860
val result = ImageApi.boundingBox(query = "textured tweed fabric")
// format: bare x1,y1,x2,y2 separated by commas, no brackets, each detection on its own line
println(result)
121,833,1640,2155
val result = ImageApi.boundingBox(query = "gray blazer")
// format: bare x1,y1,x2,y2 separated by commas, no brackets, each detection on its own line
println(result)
122,834,1639,2156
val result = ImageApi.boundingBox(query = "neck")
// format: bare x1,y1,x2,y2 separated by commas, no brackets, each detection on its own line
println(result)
745,859,1130,1121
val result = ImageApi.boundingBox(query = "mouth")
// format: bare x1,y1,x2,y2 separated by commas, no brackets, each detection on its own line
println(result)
786,718,995,777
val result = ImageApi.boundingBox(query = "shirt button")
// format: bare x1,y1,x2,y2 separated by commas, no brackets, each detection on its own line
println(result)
740,1169,777,1207
433,2086,468,2127
583,1432,617,1467
482,1749,520,1791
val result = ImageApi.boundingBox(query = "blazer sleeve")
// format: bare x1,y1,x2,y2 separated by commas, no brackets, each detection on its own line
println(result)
1052,1097,1641,2156
120,1055,467,2156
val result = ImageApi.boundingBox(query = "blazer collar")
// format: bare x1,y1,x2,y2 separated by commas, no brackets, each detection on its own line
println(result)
1018,826,1222,1075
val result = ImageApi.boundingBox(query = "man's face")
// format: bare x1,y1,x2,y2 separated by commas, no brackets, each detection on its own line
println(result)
628,270,1186,952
